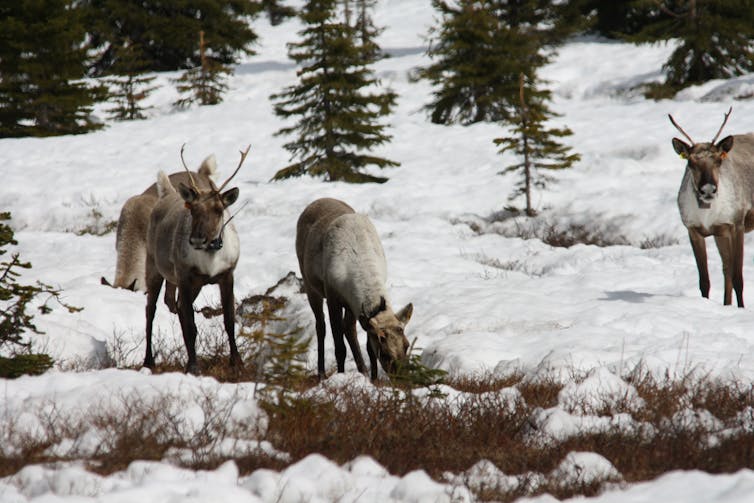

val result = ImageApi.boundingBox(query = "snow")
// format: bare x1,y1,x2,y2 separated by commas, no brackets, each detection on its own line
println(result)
3,0,754,501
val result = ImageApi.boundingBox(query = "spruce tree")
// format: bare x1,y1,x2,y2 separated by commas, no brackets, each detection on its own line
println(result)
83,0,261,75
104,41,158,121
629,0,754,96
1,212,74,378
0,0,104,137
494,74,580,216
261,0,297,26
347,0,382,63
419,1,512,125
569,0,651,38
419,0,569,126
173,31,232,108
1,212,80,372
271,0,398,183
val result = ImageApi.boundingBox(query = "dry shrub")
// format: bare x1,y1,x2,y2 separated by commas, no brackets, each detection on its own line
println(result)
265,379,545,479
457,212,679,249
449,371,524,394
10,297,754,503
0,388,274,478
3,366,754,502
536,223,630,248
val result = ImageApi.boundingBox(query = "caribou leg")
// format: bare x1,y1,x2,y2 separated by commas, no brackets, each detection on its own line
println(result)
327,298,347,373
688,228,710,299
177,282,202,375
344,308,367,375
144,273,164,369
218,272,242,368
307,292,327,379
714,229,735,306
733,227,745,307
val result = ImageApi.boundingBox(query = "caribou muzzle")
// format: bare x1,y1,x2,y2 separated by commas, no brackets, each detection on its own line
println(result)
190,233,223,251
698,182,717,203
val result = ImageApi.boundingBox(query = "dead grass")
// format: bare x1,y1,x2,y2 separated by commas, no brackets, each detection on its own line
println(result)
11,279,754,501
4,367,754,501
457,212,679,249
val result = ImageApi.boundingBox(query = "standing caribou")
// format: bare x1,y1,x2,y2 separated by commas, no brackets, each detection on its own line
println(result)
296,197,413,380
101,156,217,313
144,145,249,374
670,107,754,307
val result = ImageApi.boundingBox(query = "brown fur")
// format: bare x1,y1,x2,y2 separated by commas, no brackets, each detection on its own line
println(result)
296,197,413,380
673,126,754,307
102,161,216,312
143,149,246,375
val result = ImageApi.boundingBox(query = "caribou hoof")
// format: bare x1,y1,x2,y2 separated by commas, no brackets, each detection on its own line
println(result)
229,354,244,369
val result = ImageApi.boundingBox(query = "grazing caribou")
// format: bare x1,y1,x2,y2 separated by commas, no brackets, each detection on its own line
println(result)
101,157,217,313
670,107,754,307
296,197,413,380
144,145,248,374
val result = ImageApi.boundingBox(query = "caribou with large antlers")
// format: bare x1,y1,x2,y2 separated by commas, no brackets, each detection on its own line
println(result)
670,107,754,307
101,155,218,313
144,145,249,374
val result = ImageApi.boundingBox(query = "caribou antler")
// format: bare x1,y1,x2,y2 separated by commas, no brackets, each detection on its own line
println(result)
711,106,733,144
216,144,251,193
668,113,695,145
179,143,201,193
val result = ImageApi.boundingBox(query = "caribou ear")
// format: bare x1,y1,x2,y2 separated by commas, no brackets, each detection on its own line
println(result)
672,138,691,158
716,135,734,154
396,303,413,324
221,187,239,207
178,182,198,204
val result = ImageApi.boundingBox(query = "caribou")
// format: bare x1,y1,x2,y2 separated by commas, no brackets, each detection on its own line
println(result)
670,107,754,307
296,197,413,380
143,145,249,374
101,156,217,313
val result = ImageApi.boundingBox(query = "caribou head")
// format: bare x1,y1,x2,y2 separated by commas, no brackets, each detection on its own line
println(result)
670,107,734,207
179,144,247,252
361,297,413,374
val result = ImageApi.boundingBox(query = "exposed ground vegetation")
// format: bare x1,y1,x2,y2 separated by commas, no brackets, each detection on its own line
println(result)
6,276,753,501
456,211,679,249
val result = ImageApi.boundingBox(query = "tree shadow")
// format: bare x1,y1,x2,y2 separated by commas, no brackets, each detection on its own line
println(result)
600,290,655,303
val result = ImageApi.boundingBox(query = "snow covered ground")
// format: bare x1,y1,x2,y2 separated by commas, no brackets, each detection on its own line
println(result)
4,1,754,501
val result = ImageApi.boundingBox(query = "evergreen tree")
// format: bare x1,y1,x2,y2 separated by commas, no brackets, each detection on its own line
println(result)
173,31,232,108
271,0,398,183
344,0,382,62
419,1,512,125
419,0,569,126
629,0,754,96
83,0,261,75
569,0,651,38
104,41,158,121
0,0,105,138
0,212,80,354
261,0,297,26
494,74,580,216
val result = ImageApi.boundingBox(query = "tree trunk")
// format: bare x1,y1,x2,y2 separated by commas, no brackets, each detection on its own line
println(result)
519,73,534,216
